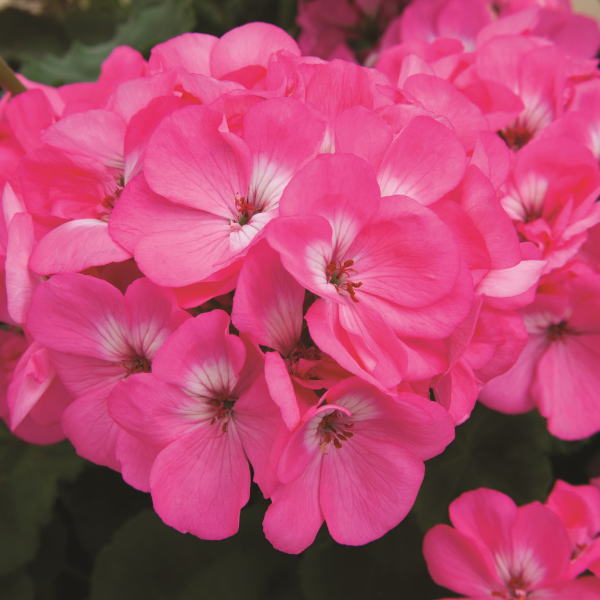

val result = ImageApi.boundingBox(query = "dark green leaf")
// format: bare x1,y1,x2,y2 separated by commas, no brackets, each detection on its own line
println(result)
0,423,84,575
20,0,195,85
0,569,35,600
0,9,69,62
298,515,449,600
413,403,554,532
89,498,287,600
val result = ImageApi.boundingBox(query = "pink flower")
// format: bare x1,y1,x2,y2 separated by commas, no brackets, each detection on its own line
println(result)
109,97,325,298
480,274,600,440
423,487,600,599
266,152,472,390
26,274,190,474
263,376,454,553
546,480,600,578
500,137,600,274
108,310,289,539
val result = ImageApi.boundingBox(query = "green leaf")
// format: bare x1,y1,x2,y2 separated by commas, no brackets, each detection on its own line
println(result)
0,423,84,575
89,498,290,600
413,403,554,532
0,569,35,600
298,515,448,600
0,9,69,63
20,0,196,85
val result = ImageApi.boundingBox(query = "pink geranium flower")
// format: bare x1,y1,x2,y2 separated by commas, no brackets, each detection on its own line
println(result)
423,487,600,599
109,97,326,298
546,480,600,579
266,151,472,390
263,376,454,553
26,274,190,475
108,310,289,539
480,273,600,440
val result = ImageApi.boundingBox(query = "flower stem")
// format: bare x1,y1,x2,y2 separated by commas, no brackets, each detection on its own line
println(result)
0,56,26,96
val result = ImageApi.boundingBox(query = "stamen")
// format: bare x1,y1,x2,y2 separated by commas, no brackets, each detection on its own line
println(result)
547,320,576,342
234,193,256,226
122,355,151,378
209,392,236,430
498,126,533,152
326,259,363,303
318,410,354,451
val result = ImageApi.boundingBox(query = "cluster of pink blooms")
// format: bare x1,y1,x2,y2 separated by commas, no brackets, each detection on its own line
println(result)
1,0,600,567
425,481,600,599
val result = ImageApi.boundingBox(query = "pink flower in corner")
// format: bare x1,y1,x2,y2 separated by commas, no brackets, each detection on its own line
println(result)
108,310,289,540
546,480,600,579
480,273,600,440
423,488,600,600
263,376,454,554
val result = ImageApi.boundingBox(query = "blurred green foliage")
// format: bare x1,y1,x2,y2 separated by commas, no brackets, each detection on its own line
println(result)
0,0,298,85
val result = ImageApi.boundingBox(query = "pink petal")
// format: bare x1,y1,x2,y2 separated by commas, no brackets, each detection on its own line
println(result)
210,23,300,81
5,212,40,323
423,524,504,597
124,277,190,360
115,429,159,493
263,452,324,554
29,219,132,275
27,274,131,361
321,433,424,546
244,97,326,212
479,333,548,415
377,115,466,205
334,106,393,171
144,104,251,218
232,239,304,356
279,153,381,258
62,387,122,470
354,196,461,307
470,130,511,190
148,32,218,75
265,215,338,302
264,352,302,430
124,96,192,182
5,89,56,152
449,488,518,560
150,423,250,540
533,333,600,440
511,503,571,589
152,310,245,396
476,260,546,298
234,374,289,498
7,342,56,430
307,299,408,390
42,109,127,170
108,374,211,449
403,74,490,152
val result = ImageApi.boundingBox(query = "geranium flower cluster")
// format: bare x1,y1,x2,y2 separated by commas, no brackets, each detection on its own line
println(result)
0,0,600,554
424,481,600,599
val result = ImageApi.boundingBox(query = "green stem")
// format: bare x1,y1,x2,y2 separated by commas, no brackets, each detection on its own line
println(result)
0,56,26,96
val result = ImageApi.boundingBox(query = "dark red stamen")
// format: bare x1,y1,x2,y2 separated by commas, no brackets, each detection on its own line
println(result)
210,392,236,429
122,355,151,378
319,411,355,453
498,126,533,152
